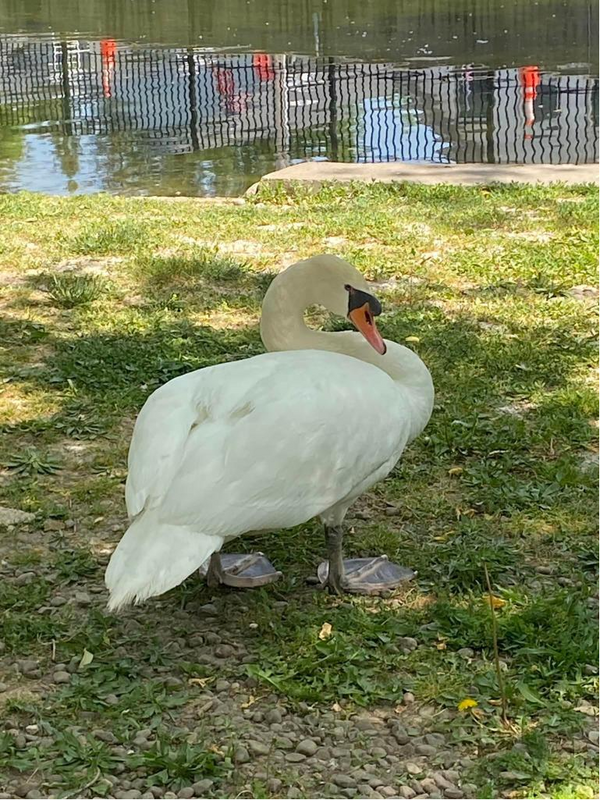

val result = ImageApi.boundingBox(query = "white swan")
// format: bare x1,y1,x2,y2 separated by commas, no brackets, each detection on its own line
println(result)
105,255,434,610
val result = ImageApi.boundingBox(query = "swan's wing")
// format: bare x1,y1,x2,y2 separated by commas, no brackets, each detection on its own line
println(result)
125,370,213,517
154,351,410,535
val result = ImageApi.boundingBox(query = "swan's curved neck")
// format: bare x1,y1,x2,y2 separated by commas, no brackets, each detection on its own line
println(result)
260,268,434,441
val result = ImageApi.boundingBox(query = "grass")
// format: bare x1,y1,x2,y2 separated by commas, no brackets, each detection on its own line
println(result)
0,182,597,799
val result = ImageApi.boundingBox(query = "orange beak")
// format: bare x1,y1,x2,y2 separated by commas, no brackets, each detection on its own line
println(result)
348,303,387,355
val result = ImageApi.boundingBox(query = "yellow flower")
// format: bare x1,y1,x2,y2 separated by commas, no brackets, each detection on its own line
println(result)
458,698,478,712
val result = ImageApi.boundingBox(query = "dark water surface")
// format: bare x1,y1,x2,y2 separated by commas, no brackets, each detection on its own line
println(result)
0,0,598,196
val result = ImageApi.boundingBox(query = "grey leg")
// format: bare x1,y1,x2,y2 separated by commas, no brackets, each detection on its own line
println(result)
318,526,416,595
206,553,226,588
325,525,346,594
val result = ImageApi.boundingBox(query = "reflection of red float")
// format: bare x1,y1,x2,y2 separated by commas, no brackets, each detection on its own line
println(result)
100,39,117,98
253,53,274,81
519,65,541,138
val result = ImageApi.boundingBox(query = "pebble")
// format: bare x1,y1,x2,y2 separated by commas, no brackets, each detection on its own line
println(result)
17,659,39,674
265,708,282,724
333,774,357,788
398,637,418,652
393,727,410,745
415,744,436,756
104,694,120,705
177,788,194,799
535,565,553,574
215,679,230,692
248,740,270,756
52,671,71,684
403,692,416,705
93,729,117,743
50,595,68,607
297,739,318,756
14,572,36,585
73,591,91,605
285,752,306,763
379,787,396,798
399,787,416,799
234,745,250,764
419,778,438,794
405,762,422,775
444,789,464,799
214,644,235,658
199,603,218,615
457,648,474,658
0,682,7,693
267,779,282,793
192,780,213,794
587,730,599,745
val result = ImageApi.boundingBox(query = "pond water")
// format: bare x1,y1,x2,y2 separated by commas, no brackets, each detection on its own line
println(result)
0,0,598,196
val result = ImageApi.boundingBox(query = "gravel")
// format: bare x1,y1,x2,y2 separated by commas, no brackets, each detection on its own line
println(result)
332,774,357,789
297,738,318,756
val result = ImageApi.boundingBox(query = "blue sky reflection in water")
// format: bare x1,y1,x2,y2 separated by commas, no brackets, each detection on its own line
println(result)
0,0,598,196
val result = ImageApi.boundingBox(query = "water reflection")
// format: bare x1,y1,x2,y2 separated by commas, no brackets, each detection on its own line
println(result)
0,35,598,196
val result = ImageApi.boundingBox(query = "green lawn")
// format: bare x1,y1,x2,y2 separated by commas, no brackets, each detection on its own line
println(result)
0,183,598,800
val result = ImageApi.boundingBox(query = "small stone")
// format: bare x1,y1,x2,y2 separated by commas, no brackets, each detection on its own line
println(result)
405,762,422,775
0,507,35,526
457,648,474,658
248,740,270,756
0,683,8,693
192,780,213,794
285,752,306,763
403,692,416,705
275,736,294,750
372,747,387,758
535,565,553,575
13,784,38,799
379,788,396,798
44,518,64,531
398,637,418,652
25,724,39,734
419,778,438,794
415,744,436,756
215,679,230,692
385,506,401,516
199,603,218,615
584,664,597,675
50,595,68,607
392,726,410,745
297,739,318,756
104,693,120,705
93,729,116,743
214,644,235,658
234,745,250,764
14,572,36,585
333,775,357,789
587,730,599,745
444,789,464,799
17,660,39,674
399,788,416,799
267,779,282,793
433,773,453,790
177,788,194,799
52,670,70,684
265,708,282,725
73,591,91,605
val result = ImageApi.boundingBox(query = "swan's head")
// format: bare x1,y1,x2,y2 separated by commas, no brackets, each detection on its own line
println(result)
261,254,387,355
301,254,386,355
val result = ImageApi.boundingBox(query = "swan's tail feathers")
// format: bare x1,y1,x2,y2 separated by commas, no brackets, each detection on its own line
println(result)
105,511,223,612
